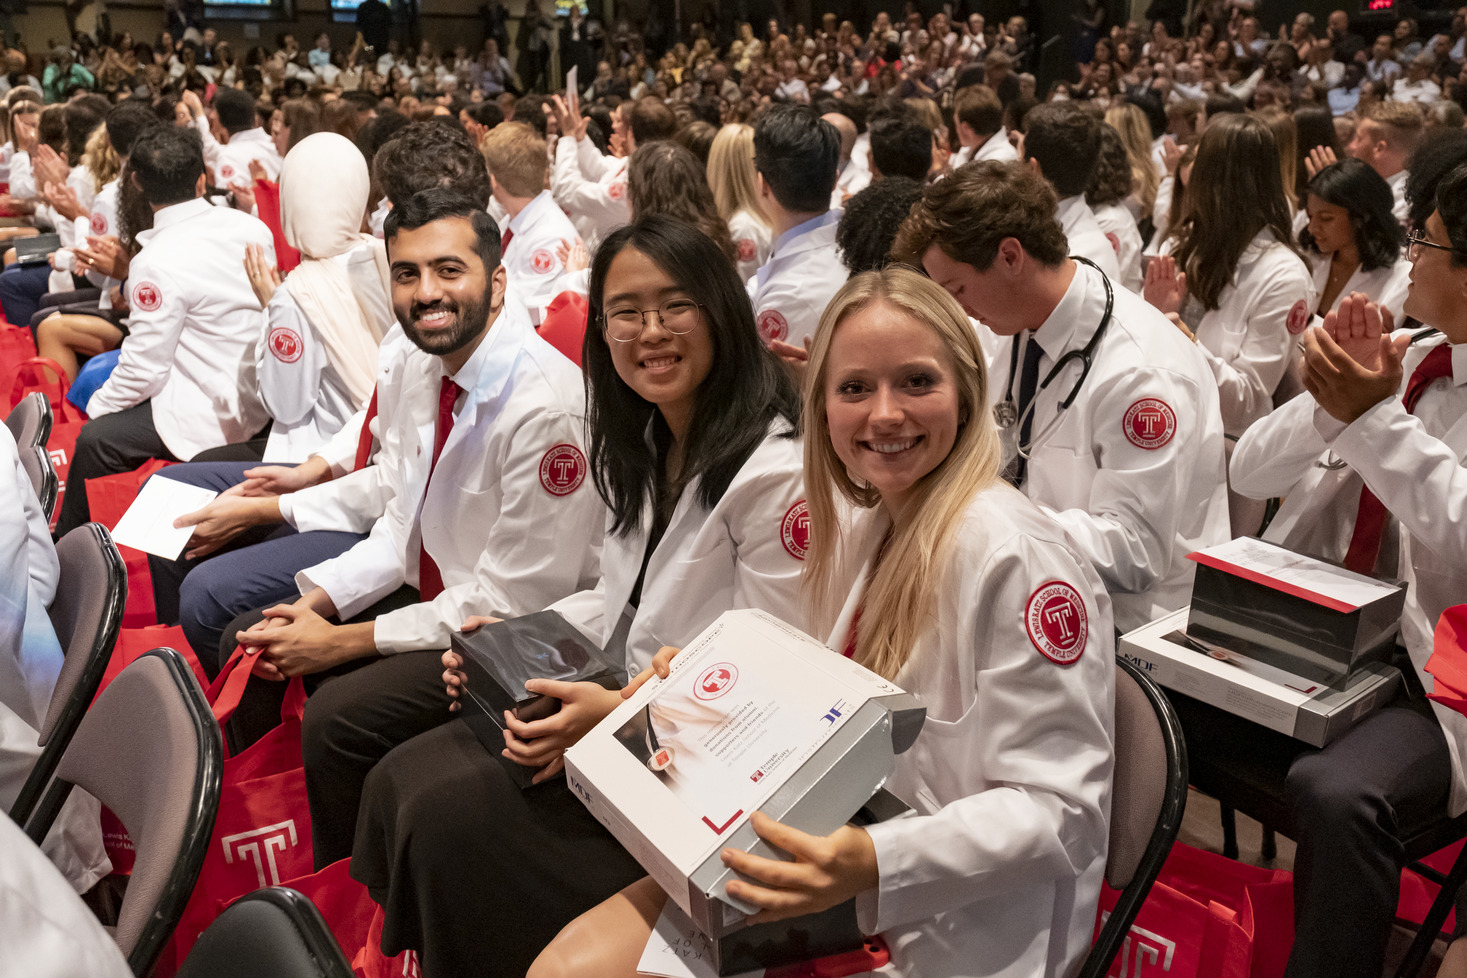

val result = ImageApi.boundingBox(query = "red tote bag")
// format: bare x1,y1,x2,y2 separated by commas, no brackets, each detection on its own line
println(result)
0,328,41,400
157,646,317,973
1095,842,1294,978
86,458,174,627
353,905,422,978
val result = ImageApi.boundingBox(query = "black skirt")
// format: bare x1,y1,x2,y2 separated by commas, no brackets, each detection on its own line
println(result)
350,719,646,978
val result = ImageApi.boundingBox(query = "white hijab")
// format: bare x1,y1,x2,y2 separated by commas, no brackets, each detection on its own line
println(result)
279,132,392,404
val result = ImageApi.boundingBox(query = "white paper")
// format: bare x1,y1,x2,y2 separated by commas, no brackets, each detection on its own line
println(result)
566,64,578,100
109,477,219,559
1193,537,1399,610
636,902,760,978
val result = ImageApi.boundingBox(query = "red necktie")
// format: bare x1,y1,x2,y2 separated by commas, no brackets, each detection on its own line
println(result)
501,228,513,255
418,376,461,601
1342,344,1455,574
352,388,379,472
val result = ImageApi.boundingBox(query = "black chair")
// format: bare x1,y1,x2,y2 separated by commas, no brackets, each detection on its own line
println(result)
174,887,355,978
19,441,58,517
4,389,52,452
1076,656,1190,978
23,648,223,976
9,522,128,825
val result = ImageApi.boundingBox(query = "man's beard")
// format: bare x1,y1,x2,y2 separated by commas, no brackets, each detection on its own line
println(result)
400,290,492,358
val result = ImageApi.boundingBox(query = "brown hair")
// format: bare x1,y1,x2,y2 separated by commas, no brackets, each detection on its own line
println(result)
893,159,1067,271
480,120,547,198
953,84,1002,139
627,141,736,262
1361,100,1425,154
1169,113,1301,311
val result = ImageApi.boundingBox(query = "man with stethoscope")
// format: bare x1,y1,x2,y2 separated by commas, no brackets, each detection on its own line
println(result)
895,160,1230,632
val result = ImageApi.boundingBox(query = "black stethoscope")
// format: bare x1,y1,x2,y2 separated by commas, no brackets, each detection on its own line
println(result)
994,256,1114,460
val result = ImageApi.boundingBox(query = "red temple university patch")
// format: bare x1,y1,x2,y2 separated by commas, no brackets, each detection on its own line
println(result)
737,238,757,263
1025,581,1088,664
268,326,303,363
539,444,586,496
694,662,738,700
1286,299,1310,335
132,280,162,312
89,212,107,235
781,500,809,559
608,181,627,201
1123,398,1176,450
530,248,556,274
757,309,789,344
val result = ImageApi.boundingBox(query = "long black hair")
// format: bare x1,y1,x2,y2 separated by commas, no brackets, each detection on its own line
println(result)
583,215,800,537
1299,158,1404,272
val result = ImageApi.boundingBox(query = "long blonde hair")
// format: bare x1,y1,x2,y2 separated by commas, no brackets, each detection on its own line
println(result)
81,124,120,191
802,267,1003,680
1104,104,1160,216
706,123,768,227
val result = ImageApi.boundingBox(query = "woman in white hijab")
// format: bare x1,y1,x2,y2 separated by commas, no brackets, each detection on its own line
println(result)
246,131,393,463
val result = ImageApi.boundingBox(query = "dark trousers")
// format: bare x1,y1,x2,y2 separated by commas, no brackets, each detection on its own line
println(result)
1174,680,1467,978
351,720,645,978
218,586,421,758
54,400,178,537
0,261,54,328
145,462,364,664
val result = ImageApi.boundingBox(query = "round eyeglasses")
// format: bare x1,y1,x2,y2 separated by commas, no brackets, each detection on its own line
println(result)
602,298,703,343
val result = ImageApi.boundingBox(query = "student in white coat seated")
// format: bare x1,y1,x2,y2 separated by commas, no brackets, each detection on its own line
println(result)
530,265,1114,978
350,216,808,978
707,123,772,283
1145,113,1315,441
54,125,276,537
1088,124,1145,294
1300,159,1412,329
1019,102,1123,284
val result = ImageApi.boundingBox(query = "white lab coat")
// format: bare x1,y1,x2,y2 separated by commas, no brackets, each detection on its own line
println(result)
214,126,283,186
551,135,629,252
551,420,806,675
1055,196,1123,284
972,127,1018,164
88,197,276,461
748,210,846,349
1305,253,1412,332
1295,336,1467,816
1176,229,1314,438
1090,200,1144,294
0,428,109,894
728,208,772,284
0,811,128,978
501,190,580,312
255,243,391,463
829,490,1113,978
992,261,1230,632
7,149,32,202
277,326,414,535
298,298,604,653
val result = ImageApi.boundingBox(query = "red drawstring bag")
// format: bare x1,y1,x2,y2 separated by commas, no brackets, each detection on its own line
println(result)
1094,842,1294,978
85,458,175,627
536,290,588,368
155,646,316,973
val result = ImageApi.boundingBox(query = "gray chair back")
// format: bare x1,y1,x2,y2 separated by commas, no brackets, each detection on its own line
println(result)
5,390,52,451
175,888,355,978
9,523,128,825
1076,657,1188,978
19,442,57,518
23,648,223,976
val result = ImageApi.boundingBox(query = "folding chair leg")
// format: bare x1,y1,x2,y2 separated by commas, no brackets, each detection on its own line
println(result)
1220,805,1239,861
1261,826,1277,862
1395,845,1467,978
